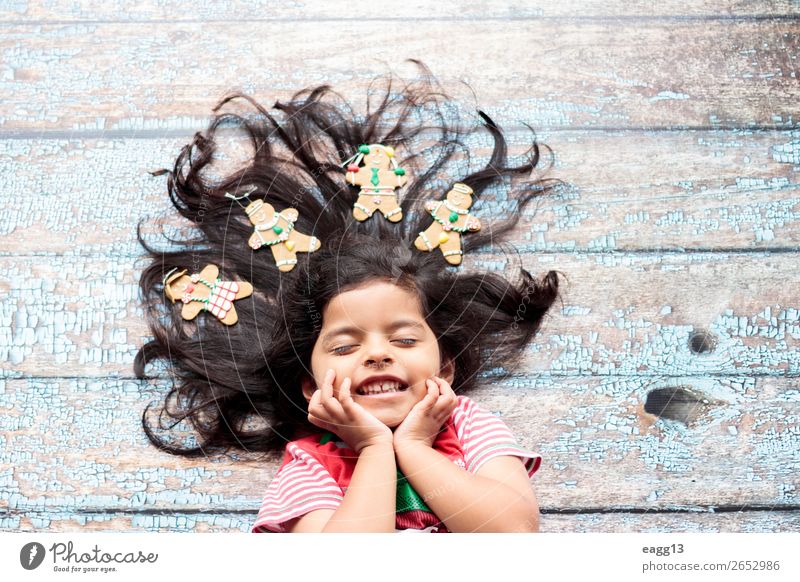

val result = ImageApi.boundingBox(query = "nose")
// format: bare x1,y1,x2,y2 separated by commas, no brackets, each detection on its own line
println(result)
364,356,392,369
363,339,394,369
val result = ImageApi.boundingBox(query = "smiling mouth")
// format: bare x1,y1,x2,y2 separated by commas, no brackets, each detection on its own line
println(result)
355,380,409,396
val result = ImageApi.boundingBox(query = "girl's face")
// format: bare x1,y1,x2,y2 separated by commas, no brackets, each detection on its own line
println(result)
301,280,454,429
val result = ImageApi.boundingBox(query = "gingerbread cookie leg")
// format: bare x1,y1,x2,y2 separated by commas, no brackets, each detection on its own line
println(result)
270,244,298,272
439,233,464,266
382,198,403,223
353,194,377,221
221,307,240,326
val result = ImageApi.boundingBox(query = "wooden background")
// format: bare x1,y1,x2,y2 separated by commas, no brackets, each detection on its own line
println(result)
1,1,798,532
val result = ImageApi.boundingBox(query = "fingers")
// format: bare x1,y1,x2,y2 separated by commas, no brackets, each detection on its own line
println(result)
308,369,347,429
338,377,372,430
320,368,335,400
405,379,437,420
320,369,345,420
435,376,457,400
419,378,439,408
338,377,355,408
307,383,325,420
430,376,458,419
307,389,330,430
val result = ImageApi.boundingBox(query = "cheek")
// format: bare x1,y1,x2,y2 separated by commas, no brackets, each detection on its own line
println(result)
309,347,341,382
404,353,440,379
308,349,326,378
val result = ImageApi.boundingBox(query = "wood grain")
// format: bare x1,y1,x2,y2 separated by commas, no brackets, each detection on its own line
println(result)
1,130,797,255
1,20,797,132
1,377,797,518
3,1,799,22
7,510,800,533
0,253,798,377
2,0,798,532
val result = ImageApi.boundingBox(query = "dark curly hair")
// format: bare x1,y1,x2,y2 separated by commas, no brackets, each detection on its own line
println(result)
134,62,563,460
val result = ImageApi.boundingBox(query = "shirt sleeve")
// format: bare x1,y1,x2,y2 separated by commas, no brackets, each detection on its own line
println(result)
451,396,542,478
251,443,344,533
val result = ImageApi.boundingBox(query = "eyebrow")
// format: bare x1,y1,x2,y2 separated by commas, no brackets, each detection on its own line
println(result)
320,320,425,346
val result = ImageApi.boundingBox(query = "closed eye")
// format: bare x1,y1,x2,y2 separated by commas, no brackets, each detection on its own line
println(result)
331,345,356,355
393,339,418,346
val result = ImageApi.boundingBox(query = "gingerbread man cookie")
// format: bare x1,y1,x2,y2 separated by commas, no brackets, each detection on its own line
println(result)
242,199,321,272
343,144,408,222
164,264,253,326
414,183,482,266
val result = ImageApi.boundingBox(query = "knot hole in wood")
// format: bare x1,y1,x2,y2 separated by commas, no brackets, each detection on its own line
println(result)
688,330,717,354
643,386,718,425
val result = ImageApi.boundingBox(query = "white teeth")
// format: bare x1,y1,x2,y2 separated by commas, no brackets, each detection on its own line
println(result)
358,380,405,395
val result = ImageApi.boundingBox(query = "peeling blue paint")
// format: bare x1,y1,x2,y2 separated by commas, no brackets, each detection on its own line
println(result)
650,91,690,101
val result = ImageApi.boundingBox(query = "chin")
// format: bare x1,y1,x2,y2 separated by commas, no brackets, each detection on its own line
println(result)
354,399,413,430
377,415,403,429
385,420,403,430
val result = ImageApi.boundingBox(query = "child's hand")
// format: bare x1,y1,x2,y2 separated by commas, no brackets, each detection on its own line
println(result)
307,369,393,454
392,376,457,450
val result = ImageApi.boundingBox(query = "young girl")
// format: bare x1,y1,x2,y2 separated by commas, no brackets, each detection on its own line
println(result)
135,63,562,533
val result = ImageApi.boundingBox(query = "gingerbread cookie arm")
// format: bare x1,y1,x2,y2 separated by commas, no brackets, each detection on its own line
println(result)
290,231,321,253
415,222,443,251
280,208,299,223
415,201,442,251
348,168,367,187
200,264,219,282
235,281,254,300
248,231,264,250
379,167,408,189
467,215,482,231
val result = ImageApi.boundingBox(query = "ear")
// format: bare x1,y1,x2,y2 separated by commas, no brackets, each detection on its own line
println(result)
439,356,455,384
301,375,317,402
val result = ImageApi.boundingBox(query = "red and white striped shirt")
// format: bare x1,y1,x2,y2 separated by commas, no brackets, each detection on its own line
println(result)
252,395,541,533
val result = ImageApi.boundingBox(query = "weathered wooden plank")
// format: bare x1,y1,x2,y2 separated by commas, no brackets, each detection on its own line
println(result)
1,253,798,377
2,131,797,255
5,510,800,533
477,377,799,509
1,20,796,131
504,252,800,376
1,0,793,540
1,377,797,513
544,510,800,533
0,378,278,515
4,0,798,22
4,511,254,532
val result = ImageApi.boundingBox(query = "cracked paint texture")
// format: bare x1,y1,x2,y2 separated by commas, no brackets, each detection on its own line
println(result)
2,3,798,533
